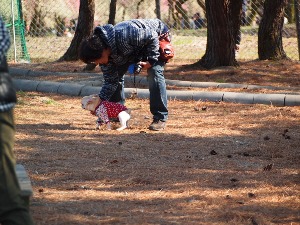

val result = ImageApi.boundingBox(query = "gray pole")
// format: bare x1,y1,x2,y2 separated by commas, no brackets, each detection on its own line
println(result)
295,0,300,60
11,0,17,62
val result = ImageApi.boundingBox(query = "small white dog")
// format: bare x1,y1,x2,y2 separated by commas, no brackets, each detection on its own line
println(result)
81,94,131,131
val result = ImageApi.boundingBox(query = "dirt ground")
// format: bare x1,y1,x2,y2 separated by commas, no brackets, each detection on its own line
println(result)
11,59,300,225
9,59,300,89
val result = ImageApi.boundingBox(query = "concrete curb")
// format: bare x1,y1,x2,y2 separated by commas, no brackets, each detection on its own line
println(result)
13,79,300,106
10,67,300,93
125,74,300,93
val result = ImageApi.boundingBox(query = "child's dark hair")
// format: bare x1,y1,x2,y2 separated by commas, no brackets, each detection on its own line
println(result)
79,35,107,64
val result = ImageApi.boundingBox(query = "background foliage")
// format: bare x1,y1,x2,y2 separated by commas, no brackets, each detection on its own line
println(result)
0,0,299,63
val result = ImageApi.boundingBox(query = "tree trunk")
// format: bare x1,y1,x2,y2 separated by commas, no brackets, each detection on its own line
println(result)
59,0,95,61
155,0,161,19
108,0,117,24
258,0,288,60
229,0,242,46
167,0,176,28
137,0,145,18
248,0,262,25
199,0,240,69
286,0,295,23
175,0,189,29
295,0,300,60
196,0,206,18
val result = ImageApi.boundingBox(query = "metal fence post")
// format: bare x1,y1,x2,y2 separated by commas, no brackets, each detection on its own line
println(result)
11,0,17,62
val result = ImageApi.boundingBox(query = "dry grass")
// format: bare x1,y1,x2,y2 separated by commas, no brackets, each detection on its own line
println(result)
14,91,300,225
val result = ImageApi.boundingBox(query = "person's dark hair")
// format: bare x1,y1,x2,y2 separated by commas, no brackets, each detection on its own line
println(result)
78,35,107,64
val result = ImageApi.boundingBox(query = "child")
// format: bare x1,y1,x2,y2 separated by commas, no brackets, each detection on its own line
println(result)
81,95,131,131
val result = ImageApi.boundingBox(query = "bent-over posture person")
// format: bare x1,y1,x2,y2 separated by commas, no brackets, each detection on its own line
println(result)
79,19,172,131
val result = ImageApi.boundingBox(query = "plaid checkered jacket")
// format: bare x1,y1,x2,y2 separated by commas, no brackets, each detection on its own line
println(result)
94,19,169,101
0,17,10,68
0,17,16,112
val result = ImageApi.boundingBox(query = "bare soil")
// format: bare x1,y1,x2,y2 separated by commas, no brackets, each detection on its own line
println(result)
11,59,300,225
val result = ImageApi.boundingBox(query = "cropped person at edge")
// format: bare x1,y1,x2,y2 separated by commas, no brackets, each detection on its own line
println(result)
0,16,35,225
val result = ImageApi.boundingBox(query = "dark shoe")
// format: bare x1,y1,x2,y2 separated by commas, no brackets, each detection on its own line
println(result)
149,120,166,131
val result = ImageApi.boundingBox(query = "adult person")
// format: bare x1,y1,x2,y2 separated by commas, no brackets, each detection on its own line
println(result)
242,0,248,26
189,16,196,29
0,16,35,225
79,19,171,131
193,13,204,29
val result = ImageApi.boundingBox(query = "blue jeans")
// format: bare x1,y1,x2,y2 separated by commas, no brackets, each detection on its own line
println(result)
110,61,168,122
147,60,168,122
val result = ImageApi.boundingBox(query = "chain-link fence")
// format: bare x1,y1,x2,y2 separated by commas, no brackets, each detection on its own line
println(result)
0,0,299,63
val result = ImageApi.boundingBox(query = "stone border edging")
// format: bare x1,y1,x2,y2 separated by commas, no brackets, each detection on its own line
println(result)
127,74,300,93
12,79,300,106
10,67,300,94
